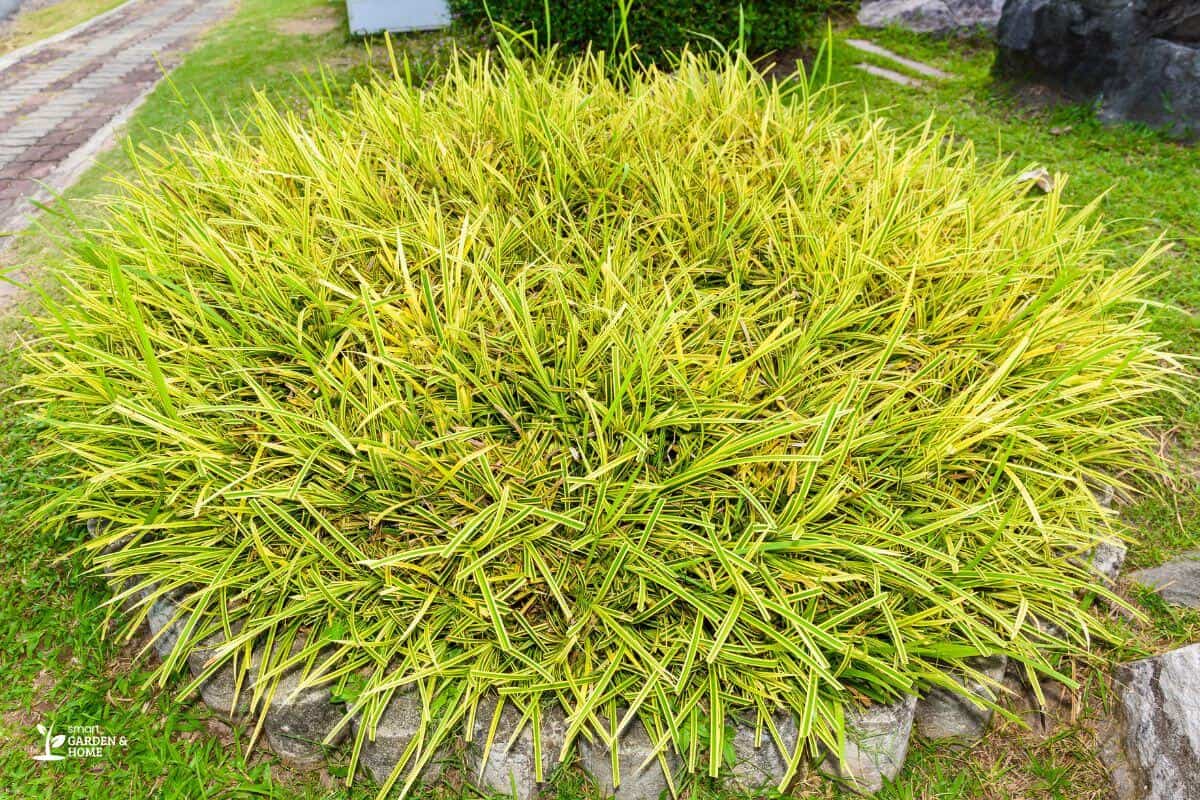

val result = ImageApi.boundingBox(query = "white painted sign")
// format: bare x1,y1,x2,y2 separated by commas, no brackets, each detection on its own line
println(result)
346,0,451,34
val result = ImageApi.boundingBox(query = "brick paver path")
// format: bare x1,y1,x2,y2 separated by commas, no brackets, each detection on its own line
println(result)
0,0,232,242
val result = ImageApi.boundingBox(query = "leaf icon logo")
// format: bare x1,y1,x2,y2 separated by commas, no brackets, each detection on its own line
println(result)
32,722,66,761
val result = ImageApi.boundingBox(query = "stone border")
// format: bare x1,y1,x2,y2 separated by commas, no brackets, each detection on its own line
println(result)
101,511,1129,799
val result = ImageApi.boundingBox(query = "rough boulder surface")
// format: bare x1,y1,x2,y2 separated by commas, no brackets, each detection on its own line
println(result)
1102,643,1200,800
858,0,1004,34
996,0,1200,136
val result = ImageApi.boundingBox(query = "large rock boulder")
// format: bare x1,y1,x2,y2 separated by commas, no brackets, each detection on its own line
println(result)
1101,643,1200,800
996,0,1200,136
858,0,1004,34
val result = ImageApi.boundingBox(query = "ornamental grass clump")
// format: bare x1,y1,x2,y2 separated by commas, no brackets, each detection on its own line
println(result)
23,47,1178,794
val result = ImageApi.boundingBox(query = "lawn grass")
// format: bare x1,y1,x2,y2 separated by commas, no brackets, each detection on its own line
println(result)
0,0,127,56
1,10,1199,800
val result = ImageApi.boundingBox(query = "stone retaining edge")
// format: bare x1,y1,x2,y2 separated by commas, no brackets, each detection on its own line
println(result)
94,510,1128,799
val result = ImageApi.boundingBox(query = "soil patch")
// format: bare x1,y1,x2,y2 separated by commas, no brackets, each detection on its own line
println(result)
272,4,341,37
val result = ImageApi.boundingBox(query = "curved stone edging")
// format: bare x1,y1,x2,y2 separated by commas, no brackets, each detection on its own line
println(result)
138,591,919,797
99,509,1130,799
132,589,1013,798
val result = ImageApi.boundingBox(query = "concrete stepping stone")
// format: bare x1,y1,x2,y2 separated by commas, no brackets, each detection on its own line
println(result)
846,39,953,79
853,63,927,88
1127,551,1200,608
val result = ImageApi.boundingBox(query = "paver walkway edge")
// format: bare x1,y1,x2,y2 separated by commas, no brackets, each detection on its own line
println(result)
0,0,234,307
0,0,138,74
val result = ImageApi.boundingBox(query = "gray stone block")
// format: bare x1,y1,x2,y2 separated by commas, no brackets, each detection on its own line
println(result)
140,585,253,718
821,695,917,794
185,628,253,719
726,712,799,791
87,517,139,607
579,715,680,800
353,690,445,786
1128,551,1200,608
262,642,347,767
915,656,1007,741
999,658,1074,737
1091,538,1128,584
144,587,184,661
346,0,450,34
139,584,254,719
1028,614,1067,648
468,696,568,799
1101,643,1200,800
1082,483,1127,585
860,0,955,33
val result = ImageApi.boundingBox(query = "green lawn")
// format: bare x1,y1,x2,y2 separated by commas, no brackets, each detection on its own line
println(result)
1,9,1198,800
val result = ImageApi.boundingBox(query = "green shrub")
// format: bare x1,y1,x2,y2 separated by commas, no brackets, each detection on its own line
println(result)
448,0,847,60
24,50,1177,795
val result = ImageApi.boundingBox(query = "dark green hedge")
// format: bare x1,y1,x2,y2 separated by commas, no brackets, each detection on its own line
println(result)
447,1,849,60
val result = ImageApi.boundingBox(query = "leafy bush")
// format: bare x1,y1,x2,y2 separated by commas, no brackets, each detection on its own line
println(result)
448,0,847,60
25,50,1176,794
